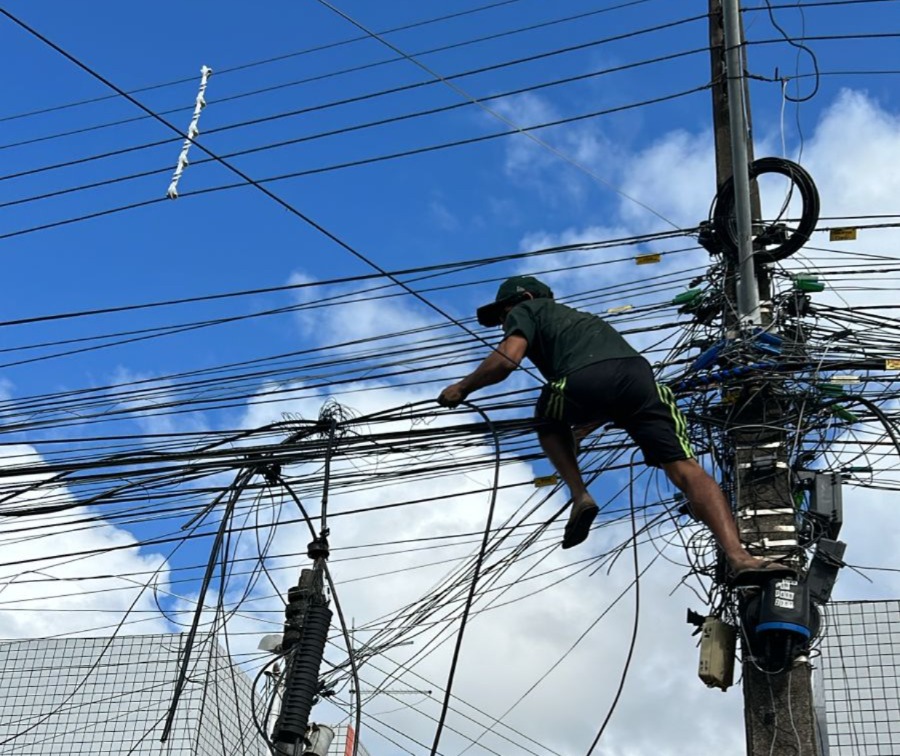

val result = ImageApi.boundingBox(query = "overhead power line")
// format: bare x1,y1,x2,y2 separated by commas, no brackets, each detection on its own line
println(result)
0,12,708,178
0,6,544,387
0,0,665,154
0,0,534,124
0,47,708,211
0,81,711,243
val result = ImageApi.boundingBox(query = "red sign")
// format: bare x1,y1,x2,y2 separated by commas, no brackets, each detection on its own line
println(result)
344,725,355,756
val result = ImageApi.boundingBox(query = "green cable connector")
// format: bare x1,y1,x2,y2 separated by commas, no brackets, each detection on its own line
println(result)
673,289,703,306
816,382,845,397
793,275,825,293
831,405,859,423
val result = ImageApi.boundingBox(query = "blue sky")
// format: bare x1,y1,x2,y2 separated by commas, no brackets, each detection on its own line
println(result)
2,0,897,392
2,1,900,754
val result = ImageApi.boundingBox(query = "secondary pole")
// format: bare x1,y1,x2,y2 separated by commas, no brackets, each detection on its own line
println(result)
721,0,760,324
707,3,820,754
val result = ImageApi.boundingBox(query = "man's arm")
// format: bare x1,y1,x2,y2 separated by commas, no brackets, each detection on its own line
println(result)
438,334,528,407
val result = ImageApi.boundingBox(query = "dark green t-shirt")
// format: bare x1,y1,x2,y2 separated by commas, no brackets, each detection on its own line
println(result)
503,299,639,380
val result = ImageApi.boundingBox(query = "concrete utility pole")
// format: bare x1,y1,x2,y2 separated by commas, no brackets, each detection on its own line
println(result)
707,2,819,753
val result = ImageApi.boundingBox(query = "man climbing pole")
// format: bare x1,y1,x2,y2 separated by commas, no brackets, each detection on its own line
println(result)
438,275,792,585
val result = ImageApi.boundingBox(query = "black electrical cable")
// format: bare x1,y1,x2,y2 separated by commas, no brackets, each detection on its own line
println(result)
750,31,900,45
160,469,249,742
584,460,640,754
0,252,696,375
428,399,501,755
0,0,533,128
761,0,820,101
0,0,647,129
0,46,707,212
0,81,711,245
0,227,690,329
0,7,554,391
322,562,362,756
249,655,284,754
712,157,820,264
0,11,708,181
312,0,689,229
824,395,900,459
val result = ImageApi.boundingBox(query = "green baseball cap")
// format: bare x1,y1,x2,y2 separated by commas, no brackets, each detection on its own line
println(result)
476,275,554,326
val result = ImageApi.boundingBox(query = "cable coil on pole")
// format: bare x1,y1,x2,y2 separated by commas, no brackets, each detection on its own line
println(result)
712,157,820,264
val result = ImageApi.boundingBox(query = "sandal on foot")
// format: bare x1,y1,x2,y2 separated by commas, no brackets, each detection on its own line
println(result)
729,561,797,587
562,496,599,550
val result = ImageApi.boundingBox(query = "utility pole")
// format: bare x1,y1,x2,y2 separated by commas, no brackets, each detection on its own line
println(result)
707,2,819,753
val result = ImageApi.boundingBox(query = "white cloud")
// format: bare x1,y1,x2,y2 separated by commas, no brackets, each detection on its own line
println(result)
0,378,14,402
287,272,444,355
107,366,208,437
489,92,623,209
803,88,900,216
0,444,172,639
619,128,716,231
429,196,461,232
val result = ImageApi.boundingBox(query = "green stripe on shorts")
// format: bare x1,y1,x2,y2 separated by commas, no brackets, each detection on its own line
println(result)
547,377,567,421
656,383,694,458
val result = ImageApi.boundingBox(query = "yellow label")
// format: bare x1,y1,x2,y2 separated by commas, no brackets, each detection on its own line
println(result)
635,253,662,265
830,227,857,242
533,475,559,488
607,304,633,314
886,359,900,370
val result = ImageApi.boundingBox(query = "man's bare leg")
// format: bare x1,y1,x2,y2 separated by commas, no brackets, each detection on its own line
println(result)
538,423,588,501
662,458,787,574
538,423,599,548
573,420,603,445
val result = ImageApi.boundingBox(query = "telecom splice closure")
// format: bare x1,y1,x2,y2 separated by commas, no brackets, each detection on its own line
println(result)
166,65,212,199
271,566,333,756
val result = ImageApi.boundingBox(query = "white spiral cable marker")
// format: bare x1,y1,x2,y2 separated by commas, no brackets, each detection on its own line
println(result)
166,65,212,199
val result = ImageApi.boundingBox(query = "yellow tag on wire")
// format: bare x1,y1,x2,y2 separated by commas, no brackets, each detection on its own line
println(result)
829,227,857,242
635,253,662,265
533,475,559,488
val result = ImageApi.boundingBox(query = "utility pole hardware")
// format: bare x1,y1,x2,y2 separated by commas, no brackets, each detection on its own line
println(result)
271,537,334,756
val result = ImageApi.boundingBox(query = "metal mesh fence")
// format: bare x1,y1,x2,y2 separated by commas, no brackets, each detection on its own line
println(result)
816,600,900,755
0,633,268,755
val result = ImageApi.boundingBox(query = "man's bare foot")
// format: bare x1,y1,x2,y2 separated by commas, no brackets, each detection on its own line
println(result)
727,555,797,587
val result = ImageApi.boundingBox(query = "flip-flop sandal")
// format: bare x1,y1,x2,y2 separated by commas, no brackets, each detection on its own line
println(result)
729,562,798,587
562,497,599,550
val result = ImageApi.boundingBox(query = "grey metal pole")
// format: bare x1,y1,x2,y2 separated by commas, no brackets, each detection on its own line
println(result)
722,0,760,324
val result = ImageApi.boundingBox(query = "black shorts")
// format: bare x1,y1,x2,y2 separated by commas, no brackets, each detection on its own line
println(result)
535,357,694,466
